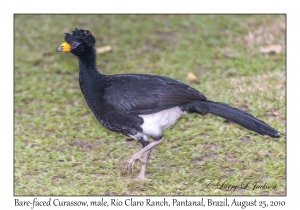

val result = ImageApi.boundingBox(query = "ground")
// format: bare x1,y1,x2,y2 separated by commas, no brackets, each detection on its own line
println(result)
14,14,285,195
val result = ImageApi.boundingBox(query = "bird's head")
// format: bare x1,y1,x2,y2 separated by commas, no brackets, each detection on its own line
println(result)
57,28,96,57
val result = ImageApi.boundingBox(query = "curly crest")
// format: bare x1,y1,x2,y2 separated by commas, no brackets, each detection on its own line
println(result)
64,28,95,46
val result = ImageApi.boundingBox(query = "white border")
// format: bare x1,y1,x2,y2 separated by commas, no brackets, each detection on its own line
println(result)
2,0,298,208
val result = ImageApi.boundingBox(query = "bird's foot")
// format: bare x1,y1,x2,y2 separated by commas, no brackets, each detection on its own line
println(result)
126,139,162,177
126,155,144,174
135,175,152,181
134,167,152,181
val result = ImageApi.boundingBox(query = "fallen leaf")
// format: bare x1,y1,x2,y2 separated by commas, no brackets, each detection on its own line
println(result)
260,44,282,54
186,72,200,84
96,45,112,54
241,136,251,144
258,151,273,157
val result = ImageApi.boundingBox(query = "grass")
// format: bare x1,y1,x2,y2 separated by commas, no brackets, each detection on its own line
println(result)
14,14,286,195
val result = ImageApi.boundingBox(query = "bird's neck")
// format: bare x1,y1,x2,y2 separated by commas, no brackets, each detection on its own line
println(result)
77,48,106,99
78,48,99,76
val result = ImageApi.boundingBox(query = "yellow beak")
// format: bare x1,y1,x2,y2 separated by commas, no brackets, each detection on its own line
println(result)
57,42,71,52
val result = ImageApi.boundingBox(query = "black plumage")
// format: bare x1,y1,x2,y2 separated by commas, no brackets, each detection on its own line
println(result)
57,29,280,179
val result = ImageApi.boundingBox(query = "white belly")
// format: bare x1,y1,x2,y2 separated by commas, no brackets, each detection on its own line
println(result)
139,106,184,137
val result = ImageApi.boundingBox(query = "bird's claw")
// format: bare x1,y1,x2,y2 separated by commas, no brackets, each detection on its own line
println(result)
126,157,143,174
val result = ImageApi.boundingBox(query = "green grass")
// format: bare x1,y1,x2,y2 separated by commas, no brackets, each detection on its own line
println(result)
14,14,286,195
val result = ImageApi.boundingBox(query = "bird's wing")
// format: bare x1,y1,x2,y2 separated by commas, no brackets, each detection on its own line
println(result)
102,74,207,115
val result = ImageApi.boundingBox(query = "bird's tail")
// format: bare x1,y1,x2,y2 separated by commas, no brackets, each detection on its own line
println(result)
184,100,280,138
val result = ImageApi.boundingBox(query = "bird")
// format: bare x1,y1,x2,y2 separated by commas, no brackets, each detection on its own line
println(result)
57,28,280,180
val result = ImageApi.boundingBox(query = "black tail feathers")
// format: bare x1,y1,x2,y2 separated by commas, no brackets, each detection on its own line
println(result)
184,100,280,138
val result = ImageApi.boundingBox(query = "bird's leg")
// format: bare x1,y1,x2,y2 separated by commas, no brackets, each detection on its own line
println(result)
136,149,151,180
127,137,163,175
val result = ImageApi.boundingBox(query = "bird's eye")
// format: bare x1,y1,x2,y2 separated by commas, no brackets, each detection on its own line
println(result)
70,42,76,46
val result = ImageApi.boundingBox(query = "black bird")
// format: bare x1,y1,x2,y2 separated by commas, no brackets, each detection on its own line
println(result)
57,29,280,179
